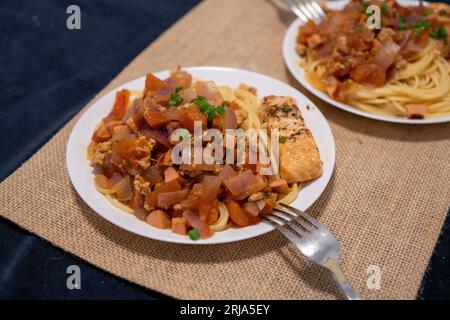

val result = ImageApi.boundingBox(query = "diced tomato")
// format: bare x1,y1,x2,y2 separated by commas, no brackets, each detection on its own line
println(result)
225,200,259,227
350,64,385,87
107,89,130,121
260,199,276,215
143,111,169,129
92,124,110,143
103,120,123,136
144,73,167,98
113,137,138,160
145,180,182,210
178,104,207,132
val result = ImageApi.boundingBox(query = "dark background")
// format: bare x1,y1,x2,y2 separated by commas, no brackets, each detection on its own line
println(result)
0,0,448,299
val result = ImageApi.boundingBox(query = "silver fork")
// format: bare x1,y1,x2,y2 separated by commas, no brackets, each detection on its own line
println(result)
263,203,361,300
282,0,325,23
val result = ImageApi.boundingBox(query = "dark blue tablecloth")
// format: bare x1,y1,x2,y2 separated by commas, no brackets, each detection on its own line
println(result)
0,0,448,300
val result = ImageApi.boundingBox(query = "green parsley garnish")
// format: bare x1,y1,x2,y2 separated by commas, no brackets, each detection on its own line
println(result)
192,96,228,121
168,87,184,106
399,15,406,23
381,4,389,15
279,136,288,144
188,229,200,240
430,26,448,40
281,104,291,112
169,94,183,107
438,9,448,17
410,19,432,35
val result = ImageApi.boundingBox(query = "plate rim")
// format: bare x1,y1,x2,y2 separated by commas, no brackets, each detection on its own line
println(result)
282,0,450,125
66,66,336,245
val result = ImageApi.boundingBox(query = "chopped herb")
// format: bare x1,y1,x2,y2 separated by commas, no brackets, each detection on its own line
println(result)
439,9,448,16
192,96,228,121
216,104,225,116
411,19,432,30
410,19,432,35
430,26,448,39
279,135,288,144
192,96,210,112
381,4,389,15
188,229,200,240
175,86,183,93
169,93,183,106
281,104,291,112
99,163,109,171
399,15,406,23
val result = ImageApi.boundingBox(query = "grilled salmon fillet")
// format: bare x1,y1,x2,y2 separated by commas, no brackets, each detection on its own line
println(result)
260,96,322,183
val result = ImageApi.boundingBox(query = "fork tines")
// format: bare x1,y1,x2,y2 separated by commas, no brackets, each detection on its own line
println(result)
284,0,325,23
263,203,320,237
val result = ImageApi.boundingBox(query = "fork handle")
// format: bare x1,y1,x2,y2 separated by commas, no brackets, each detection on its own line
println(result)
326,258,362,300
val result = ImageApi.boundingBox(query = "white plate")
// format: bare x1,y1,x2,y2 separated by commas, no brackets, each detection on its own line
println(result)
66,66,335,244
283,0,450,124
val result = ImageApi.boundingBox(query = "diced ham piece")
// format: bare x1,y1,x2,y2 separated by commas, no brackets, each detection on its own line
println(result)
157,189,189,209
201,175,222,200
217,164,236,183
146,210,171,229
223,170,259,197
405,104,427,119
172,217,188,235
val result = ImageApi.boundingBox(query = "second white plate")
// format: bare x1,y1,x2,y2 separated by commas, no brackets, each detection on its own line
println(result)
283,0,450,124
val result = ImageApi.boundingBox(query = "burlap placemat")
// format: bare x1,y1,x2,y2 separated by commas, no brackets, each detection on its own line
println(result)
1,0,450,300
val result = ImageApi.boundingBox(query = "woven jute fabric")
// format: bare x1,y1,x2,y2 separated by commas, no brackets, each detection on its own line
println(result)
1,0,450,300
